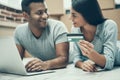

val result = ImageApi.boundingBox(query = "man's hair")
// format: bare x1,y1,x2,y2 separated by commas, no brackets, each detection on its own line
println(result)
72,0,106,26
21,0,44,14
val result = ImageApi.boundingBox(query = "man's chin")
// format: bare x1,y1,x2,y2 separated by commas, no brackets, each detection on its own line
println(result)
40,22,47,26
37,25,47,30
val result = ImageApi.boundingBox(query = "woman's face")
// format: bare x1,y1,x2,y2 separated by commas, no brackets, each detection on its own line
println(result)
70,8,87,27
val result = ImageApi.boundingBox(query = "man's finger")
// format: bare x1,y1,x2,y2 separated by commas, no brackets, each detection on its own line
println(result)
31,65,42,72
26,58,42,68
26,60,38,69
26,59,43,71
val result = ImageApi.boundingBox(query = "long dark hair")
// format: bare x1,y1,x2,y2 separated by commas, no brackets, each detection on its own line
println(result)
72,0,106,26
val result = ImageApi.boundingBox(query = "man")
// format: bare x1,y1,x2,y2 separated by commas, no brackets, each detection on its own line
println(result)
14,0,69,72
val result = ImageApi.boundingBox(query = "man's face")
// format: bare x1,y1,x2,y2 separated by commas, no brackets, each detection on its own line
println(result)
28,2,48,29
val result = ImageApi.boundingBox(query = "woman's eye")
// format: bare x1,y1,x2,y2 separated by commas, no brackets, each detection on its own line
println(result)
73,15,77,17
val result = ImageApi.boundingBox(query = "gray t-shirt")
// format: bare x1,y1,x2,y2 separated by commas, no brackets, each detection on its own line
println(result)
14,19,68,61
71,19,120,70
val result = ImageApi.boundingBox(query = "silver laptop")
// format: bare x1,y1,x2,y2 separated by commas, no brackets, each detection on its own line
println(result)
0,36,54,75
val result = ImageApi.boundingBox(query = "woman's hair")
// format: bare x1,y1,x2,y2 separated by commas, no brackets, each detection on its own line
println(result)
21,0,44,14
72,0,106,26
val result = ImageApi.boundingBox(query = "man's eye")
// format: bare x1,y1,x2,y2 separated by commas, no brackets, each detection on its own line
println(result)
36,11,43,15
36,10,47,15
45,9,47,13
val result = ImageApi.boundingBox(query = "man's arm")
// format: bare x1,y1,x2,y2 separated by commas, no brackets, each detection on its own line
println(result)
25,42,69,71
45,42,69,69
16,44,25,59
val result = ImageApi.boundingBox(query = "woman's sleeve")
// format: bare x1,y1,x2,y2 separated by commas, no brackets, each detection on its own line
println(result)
73,42,83,64
71,27,83,64
103,20,118,70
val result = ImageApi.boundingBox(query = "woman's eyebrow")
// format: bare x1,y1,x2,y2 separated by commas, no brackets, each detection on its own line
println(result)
72,13,75,14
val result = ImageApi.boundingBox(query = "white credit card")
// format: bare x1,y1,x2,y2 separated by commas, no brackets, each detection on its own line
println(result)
67,33,84,42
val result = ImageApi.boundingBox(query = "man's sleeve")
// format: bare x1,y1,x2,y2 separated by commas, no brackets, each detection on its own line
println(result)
54,21,68,44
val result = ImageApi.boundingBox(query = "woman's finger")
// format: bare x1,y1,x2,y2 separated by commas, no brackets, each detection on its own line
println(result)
80,40,94,48
80,45,88,56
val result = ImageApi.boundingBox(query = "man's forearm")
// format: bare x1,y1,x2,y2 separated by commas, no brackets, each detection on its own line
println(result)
45,56,68,70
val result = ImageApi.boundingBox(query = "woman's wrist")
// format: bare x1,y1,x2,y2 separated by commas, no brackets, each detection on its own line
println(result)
75,61,83,68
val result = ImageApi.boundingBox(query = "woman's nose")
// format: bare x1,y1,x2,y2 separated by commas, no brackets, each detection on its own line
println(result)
69,15,72,20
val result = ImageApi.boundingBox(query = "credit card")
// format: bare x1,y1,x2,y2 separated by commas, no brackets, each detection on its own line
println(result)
67,33,84,42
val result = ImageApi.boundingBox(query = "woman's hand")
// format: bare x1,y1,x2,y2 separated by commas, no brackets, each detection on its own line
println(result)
25,58,50,72
78,40,96,57
80,60,97,72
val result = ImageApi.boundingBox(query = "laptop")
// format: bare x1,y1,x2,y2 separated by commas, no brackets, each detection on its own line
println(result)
0,36,54,75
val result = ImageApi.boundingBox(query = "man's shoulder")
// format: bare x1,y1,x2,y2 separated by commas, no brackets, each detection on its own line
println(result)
47,19,66,30
47,19,60,23
71,26,80,33
47,19,64,26
16,23,28,29
16,23,28,31
14,22,29,37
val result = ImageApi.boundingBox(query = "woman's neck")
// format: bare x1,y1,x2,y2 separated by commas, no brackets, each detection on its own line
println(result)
80,24,97,42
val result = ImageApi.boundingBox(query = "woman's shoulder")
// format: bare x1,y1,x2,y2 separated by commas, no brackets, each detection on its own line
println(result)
103,19,117,28
97,19,118,39
100,19,118,31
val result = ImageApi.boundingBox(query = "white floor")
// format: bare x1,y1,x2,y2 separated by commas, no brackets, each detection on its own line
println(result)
0,64,120,80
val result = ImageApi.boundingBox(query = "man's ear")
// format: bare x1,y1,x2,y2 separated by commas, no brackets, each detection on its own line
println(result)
23,12,29,20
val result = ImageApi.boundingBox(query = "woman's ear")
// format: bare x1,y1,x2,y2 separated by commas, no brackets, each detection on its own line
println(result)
23,12,29,20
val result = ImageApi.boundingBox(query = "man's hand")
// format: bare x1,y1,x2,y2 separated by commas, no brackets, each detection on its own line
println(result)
80,60,97,72
25,58,49,72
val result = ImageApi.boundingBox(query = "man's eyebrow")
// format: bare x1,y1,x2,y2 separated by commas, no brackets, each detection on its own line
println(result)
37,8,47,11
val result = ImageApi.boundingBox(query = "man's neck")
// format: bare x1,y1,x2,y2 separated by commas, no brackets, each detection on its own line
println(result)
29,24,44,38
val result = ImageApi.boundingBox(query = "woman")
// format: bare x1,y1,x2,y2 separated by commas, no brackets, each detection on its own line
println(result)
70,0,120,72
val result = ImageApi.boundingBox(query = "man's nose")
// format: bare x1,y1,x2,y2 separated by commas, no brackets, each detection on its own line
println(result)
42,12,48,19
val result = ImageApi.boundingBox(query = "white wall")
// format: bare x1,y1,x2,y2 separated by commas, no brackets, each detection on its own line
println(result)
0,0,22,10
115,0,120,4
0,0,72,10
63,0,71,10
